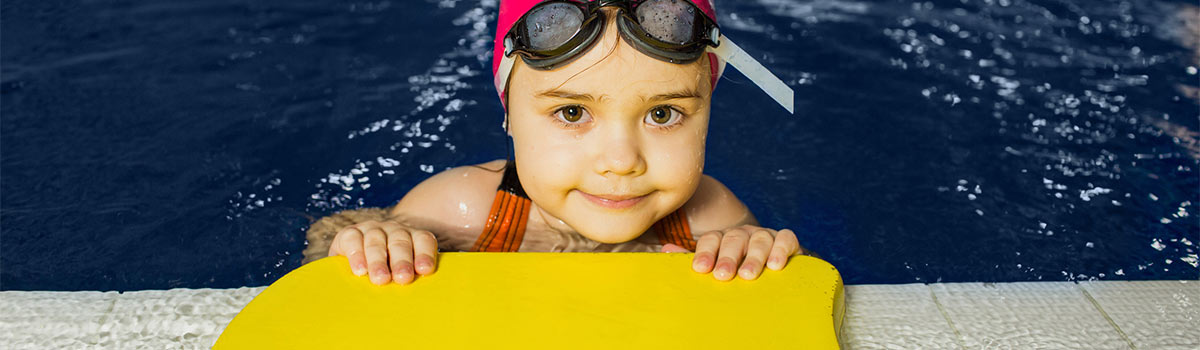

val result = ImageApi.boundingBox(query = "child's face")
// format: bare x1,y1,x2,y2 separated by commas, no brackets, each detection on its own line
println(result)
506,8,713,243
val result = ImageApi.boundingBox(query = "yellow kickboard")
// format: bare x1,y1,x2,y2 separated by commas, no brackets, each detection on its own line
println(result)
216,253,844,349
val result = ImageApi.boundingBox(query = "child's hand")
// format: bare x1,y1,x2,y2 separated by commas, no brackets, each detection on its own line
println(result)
661,225,805,281
327,220,439,285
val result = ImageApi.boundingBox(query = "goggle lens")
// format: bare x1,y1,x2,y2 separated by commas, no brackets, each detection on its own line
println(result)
524,3,586,51
634,0,697,45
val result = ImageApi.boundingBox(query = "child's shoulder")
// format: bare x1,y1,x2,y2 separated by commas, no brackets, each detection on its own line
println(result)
388,160,507,237
404,159,506,195
680,175,757,234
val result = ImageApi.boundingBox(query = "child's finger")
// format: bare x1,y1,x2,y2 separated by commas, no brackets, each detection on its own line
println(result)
767,229,800,270
661,243,691,253
410,229,439,275
692,232,721,273
739,230,774,280
714,228,749,281
386,229,415,285
337,228,367,276
362,226,391,285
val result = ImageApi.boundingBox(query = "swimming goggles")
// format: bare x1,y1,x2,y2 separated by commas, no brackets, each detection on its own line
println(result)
494,0,794,114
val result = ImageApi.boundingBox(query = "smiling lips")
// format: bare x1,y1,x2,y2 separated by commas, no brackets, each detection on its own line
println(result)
577,190,648,209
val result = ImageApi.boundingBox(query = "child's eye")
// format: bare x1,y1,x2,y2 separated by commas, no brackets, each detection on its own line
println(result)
644,106,683,128
553,105,591,126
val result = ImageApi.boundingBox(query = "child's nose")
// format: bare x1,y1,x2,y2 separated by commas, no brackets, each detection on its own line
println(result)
591,124,646,177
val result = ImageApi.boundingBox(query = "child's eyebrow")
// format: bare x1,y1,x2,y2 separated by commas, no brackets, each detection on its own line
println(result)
643,88,704,103
534,88,702,103
535,89,598,102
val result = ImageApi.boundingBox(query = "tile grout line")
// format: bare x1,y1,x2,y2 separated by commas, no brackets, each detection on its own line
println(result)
927,284,967,350
1078,283,1137,350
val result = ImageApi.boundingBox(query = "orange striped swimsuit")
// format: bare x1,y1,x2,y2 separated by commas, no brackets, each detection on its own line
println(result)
470,164,696,252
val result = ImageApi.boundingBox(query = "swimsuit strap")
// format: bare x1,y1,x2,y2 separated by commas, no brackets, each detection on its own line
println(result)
471,164,531,252
471,161,696,252
653,209,696,251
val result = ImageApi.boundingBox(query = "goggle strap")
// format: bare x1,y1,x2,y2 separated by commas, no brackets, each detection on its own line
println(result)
495,53,517,104
708,35,795,114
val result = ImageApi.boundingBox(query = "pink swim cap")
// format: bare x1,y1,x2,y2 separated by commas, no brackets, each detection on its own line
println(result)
491,0,723,103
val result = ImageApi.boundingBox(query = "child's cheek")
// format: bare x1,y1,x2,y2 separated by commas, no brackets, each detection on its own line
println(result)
512,127,585,196
647,123,707,204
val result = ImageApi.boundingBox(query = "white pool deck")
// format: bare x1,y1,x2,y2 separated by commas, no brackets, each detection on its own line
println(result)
1,280,1196,349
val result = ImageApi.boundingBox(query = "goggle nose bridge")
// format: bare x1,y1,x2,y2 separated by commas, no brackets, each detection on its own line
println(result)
596,0,628,8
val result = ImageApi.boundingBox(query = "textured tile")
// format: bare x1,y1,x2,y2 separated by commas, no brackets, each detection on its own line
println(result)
841,284,960,350
111,288,261,317
0,290,119,347
102,287,263,349
0,288,262,350
931,282,1128,350
1080,280,1200,350
0,290,119,316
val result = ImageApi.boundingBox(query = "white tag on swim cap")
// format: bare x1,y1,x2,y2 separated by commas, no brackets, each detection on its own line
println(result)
707,34,794,114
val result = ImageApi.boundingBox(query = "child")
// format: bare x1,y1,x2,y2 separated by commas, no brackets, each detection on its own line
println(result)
307,0,808,285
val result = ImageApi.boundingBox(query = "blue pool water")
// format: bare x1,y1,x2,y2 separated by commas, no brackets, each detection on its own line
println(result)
2,0,1197,291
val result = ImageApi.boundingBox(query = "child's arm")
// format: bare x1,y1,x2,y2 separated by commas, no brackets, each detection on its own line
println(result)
323,160,505,285
664,175,809,281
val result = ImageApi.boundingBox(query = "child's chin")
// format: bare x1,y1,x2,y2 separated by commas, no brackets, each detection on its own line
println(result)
573,221,648,244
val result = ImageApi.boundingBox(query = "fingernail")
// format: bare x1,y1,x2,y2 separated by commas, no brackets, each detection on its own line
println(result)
352,264,366,276
768,257,782,269
372,268,390,284
692,256,710,272
715,266,731,280
740,266,757,280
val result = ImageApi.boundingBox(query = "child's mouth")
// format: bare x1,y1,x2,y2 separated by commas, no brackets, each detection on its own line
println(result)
577,190,648,210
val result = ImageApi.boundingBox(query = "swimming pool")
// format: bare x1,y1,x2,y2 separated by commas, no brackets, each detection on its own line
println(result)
1,0,1196,291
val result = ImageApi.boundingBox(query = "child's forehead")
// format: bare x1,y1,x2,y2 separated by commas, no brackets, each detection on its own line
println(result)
517,61,708,97
512,51,711,101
